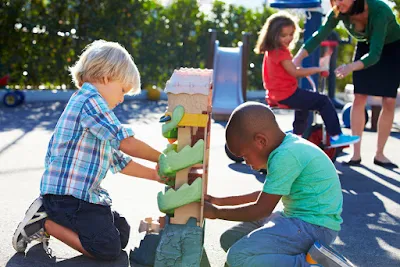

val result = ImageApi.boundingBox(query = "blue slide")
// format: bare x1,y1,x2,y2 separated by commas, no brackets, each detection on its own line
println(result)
212,41,245,117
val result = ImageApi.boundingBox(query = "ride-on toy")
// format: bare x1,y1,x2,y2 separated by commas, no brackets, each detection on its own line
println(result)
1,74,25,107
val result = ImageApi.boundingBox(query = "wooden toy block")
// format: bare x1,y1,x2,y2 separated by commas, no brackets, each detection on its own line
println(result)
139,217,162,234
164,112,209,127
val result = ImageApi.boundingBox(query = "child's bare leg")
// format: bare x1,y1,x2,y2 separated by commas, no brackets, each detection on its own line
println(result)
44,219,93,258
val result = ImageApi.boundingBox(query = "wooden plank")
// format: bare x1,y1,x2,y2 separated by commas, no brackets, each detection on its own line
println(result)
200,112,212,226
177,127,192,150
175,168,189,188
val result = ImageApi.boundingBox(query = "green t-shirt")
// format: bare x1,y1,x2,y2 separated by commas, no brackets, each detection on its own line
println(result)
303,0,400,68
263,134,343,231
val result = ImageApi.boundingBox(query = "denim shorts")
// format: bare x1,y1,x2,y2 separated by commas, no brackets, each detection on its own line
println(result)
42,194,130,260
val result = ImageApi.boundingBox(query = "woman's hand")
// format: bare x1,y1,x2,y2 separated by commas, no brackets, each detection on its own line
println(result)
335,64,353,79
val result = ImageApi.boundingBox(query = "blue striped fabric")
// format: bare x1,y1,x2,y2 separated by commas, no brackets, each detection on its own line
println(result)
40,83,133,205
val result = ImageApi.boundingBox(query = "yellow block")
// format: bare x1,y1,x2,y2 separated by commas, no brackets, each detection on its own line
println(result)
165,112,208,127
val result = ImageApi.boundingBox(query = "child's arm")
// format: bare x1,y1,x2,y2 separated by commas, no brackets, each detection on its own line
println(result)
205,192,281,221
205,191,261,206
120,136,161,163
120,160,161,182
281,59,327,78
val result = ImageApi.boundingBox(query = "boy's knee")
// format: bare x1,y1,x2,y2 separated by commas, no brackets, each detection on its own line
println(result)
113,211,130,249
220,228,248,252
220,231,234,252
226,244,246,267
82,228,122,261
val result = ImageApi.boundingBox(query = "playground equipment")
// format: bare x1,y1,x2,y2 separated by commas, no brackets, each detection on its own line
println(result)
226,60,342,163
131,68,213,267
207,30,250,121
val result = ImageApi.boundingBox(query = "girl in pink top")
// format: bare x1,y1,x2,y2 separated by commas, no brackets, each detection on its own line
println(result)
254,12,360,148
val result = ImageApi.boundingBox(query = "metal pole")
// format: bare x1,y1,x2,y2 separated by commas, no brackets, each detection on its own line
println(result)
206,29,217,69
241,32,251,102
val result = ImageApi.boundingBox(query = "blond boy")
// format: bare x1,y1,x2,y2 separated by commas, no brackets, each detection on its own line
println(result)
12,40,162,260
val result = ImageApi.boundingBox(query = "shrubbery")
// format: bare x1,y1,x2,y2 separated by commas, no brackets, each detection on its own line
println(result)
1,0,398,91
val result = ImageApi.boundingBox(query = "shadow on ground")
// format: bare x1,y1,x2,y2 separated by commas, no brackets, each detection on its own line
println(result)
335,163,400,266
226,153,400,266
6,243,212,267
0,100,167,157
7,244,129,267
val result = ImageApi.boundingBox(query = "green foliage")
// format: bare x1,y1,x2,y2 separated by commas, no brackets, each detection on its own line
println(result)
1,0,275,90
1,0,399,91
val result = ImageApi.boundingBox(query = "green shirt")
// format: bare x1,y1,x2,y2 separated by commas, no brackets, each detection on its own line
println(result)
263,134,343,231
303,0,400,68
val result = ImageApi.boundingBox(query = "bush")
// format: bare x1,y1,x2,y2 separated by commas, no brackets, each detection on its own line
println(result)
1,0,398,91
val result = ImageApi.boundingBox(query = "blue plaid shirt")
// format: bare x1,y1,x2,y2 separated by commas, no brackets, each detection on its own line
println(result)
40,83,133,205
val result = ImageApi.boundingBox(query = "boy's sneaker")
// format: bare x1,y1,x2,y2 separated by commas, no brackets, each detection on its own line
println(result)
329,134,360,148
306,241,354,267
12,197,49,253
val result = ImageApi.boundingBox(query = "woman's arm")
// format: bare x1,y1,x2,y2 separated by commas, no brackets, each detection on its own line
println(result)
293,10,340,66
336,11,389,78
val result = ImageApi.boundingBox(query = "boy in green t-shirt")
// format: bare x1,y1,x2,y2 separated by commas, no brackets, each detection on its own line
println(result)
204,102,351,266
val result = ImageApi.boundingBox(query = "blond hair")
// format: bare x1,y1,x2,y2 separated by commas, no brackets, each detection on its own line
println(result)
69,40,141,95
254,11,300,54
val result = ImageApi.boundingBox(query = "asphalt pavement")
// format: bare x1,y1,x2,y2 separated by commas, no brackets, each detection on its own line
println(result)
0,100,399,267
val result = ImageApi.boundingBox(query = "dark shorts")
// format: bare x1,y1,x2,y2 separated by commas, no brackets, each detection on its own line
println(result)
42,194,130,261
353,39,400,98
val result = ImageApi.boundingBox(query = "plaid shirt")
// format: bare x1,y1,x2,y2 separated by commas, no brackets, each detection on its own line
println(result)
40,83,133,205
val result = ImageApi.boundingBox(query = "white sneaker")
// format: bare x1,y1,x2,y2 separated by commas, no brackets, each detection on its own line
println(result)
12,197,49,253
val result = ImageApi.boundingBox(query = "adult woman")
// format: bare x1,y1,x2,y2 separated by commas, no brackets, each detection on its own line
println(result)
293,0,400,167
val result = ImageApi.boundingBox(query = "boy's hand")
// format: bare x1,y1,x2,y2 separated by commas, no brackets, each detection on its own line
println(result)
152,169,163,184
204,201,219,219
154,164,174,185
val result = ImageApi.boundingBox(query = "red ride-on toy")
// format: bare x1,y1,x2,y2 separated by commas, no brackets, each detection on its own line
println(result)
1,74,25,107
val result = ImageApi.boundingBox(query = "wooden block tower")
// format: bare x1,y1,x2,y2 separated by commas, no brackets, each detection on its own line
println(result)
163,67,213,227
131,68,213,266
